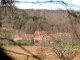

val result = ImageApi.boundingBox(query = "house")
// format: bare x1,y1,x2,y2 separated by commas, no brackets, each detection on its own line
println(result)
34,31,48,40
12,34,22,41
34,31,51,43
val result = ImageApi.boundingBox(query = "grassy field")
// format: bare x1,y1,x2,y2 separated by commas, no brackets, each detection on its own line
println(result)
2,46,80,60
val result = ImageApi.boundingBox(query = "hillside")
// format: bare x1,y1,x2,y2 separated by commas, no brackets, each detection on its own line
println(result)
0,6,80,35
0,6,80,60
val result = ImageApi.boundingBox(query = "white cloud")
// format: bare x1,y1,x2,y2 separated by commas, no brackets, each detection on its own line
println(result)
15,0,80,10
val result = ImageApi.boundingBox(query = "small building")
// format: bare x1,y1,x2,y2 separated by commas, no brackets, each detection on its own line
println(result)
34,31,51,43
12,34,22,41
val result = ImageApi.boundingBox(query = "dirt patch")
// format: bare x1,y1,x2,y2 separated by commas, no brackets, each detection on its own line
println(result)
3,46,80,60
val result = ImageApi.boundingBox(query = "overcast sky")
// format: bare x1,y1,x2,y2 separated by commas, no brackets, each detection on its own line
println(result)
15,0,80,10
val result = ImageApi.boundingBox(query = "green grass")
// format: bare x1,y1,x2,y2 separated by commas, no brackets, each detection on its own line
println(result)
48,43,80,49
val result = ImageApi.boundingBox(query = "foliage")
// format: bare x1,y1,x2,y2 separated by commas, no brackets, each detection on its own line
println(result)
0,11,46,30
31,15,46,21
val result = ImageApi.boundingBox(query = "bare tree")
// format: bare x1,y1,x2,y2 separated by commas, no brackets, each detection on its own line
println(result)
47,9,80,60
49,33,80,60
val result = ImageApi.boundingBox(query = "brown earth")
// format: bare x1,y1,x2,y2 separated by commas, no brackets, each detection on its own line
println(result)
3,46,80,60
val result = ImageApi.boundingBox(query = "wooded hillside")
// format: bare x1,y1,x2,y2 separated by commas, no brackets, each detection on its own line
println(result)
0,6,80,35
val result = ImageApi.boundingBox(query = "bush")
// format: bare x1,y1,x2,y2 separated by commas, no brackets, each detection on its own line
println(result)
0,39,14,46
14,40,35,46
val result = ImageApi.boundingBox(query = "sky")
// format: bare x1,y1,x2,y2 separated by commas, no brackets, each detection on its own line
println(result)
15,0,80,10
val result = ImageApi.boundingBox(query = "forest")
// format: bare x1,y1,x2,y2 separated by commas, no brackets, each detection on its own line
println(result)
1,6,79,34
